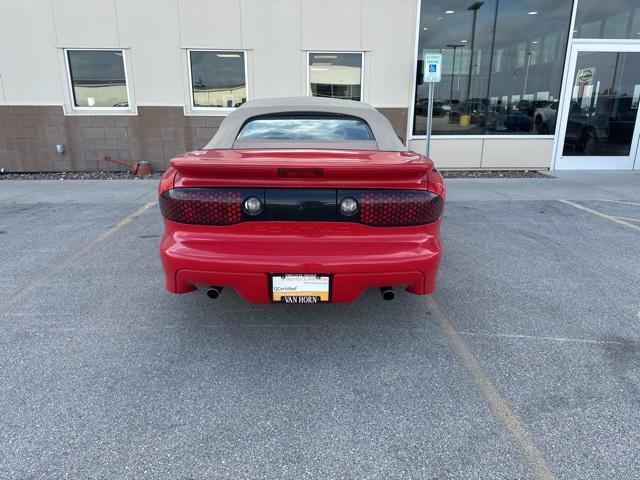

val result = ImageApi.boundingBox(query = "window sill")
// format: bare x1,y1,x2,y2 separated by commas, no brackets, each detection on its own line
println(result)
183,106,237,116
62,105,138,116
409,134,556,140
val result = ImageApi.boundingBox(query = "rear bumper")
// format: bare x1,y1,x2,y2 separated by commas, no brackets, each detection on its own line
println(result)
160,221,442,303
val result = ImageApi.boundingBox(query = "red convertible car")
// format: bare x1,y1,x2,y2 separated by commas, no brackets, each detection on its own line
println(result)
159,97,444,303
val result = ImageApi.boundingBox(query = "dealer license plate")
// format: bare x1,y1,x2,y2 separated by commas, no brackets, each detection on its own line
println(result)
271,274,331,303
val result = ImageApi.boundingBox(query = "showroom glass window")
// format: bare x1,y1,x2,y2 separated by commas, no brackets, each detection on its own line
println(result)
189,51,247,108
574,0,640,39
412,0,573,136
308,53,363,101
67,50,129,108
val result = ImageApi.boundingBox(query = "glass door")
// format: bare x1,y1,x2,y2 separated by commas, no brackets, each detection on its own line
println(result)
554,44,640,170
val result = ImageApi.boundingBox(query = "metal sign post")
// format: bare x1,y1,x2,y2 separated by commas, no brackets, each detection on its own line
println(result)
426,82,434,158
422,53,442,159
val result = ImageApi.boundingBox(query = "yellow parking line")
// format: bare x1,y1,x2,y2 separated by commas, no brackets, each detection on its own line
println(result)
558,199,640,233
425,296,557,480
2,202,156,309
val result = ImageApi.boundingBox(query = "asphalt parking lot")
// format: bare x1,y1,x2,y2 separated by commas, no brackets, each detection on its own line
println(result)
1,172,639,479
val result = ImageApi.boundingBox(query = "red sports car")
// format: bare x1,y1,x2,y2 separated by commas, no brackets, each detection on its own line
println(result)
159,97,444,303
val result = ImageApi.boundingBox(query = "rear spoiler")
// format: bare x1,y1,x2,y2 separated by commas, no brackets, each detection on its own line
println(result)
168,149,433,189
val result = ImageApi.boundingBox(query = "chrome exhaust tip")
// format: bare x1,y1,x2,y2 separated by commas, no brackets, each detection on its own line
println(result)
206,286,223,299
380,287,395,301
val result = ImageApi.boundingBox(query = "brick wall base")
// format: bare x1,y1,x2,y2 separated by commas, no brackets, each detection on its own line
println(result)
0,106,408,172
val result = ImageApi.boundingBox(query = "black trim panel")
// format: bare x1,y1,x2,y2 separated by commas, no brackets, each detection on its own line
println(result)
264,189,336,221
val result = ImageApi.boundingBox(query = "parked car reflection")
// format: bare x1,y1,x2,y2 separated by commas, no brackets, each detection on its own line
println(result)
449,98,488,127
533,101,559,134
562,95,637,156
504,101,534,132
485,100,535,133
415,99,452,118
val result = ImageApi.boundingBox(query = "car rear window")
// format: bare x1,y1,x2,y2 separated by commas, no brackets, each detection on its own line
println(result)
236,114,375,142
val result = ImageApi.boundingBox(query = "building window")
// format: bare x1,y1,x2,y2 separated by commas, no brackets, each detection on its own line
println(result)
412,0,573,136
574,0,640,39
188,50,247,109
66,50,129,109
308,52,363,101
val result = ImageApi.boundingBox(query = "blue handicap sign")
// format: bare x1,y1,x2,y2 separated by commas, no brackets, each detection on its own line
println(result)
423,53,442,82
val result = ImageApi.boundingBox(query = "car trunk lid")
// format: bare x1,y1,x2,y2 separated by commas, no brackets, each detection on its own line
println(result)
171,149,432,190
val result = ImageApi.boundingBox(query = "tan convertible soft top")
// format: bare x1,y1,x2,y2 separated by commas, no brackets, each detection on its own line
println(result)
204,97,407,152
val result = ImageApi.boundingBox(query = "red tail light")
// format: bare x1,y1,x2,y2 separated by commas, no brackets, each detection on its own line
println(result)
160,188,242,225
358,191,443,226
160,188,443,227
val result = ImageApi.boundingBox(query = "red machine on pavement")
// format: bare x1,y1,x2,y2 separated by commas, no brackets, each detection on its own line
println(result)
159,97,444,303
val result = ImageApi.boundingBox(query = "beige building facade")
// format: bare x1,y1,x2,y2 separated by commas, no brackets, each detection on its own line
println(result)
1,0,639,172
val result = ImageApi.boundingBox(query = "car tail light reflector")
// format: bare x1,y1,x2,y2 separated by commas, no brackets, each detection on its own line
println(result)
160,188,242,225
359,190,443,226
278,168,324,178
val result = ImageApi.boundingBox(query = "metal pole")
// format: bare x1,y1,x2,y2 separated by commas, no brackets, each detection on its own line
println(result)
425,82,435,158
447,44,464,125
465,9,478,106
449,46,457,107
522,51,532,98
465,2,484,113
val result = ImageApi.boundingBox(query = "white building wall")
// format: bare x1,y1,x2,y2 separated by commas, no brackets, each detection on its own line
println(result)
0,0,62,105
362,0,416,108
0,0,417,108
178,0,243,48
408,138,554,170
241,0,303,99
52,0,119,47
301,0,362,52
116,0,184,106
